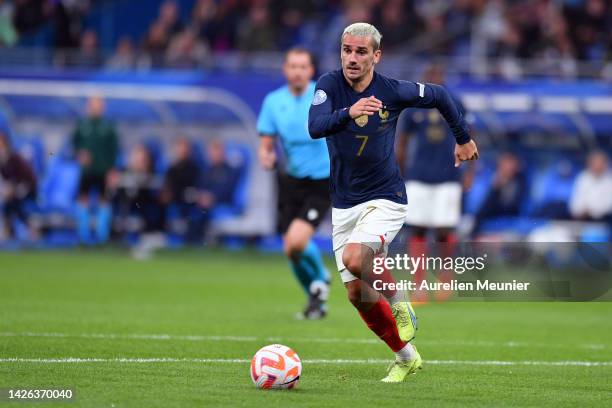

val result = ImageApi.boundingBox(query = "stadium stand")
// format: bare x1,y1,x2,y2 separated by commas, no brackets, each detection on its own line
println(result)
0,0,611,249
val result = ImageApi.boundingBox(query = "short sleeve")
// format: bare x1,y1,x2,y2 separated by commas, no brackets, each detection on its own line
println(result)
256,94,277,136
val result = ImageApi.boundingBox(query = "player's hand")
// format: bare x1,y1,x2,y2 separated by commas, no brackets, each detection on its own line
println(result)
77,149,92,167
258,147,276,170
454,140,479,167
349,96,383,118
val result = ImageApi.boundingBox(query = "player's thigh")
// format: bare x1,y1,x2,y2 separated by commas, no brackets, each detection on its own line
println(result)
332,204,364,276
405,181,435,228
431,182,462,228
349,199,408,255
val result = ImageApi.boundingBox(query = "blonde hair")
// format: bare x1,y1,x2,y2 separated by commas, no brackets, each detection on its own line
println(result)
342,22,382,50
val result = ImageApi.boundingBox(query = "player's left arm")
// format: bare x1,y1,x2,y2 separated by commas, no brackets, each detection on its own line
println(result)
396,81,478,167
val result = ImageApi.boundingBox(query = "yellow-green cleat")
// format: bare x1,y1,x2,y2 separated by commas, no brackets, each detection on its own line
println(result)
391,301,418,342
380,346,423,383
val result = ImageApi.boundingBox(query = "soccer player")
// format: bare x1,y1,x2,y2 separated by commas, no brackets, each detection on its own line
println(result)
396,64,475,303
309,23,478,382
257,48,331,319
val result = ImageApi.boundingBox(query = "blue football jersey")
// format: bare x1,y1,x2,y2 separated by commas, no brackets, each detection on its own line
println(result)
308,69,470,208
400,94,468,184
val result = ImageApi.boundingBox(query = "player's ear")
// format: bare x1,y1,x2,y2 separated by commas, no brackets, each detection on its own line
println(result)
373,49,381,64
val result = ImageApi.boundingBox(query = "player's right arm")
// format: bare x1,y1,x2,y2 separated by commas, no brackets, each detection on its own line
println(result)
308,74,350,139
308,74,382,139
256,94,277,170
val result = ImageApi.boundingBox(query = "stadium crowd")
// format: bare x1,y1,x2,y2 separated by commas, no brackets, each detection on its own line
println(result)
0,96,242,250
2,101,612,246
0,0,610,75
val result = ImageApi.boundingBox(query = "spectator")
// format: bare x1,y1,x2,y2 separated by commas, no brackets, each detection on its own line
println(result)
0,132,37,241
72,96,119,244
193,0,240,52
569,150,612,222
157,0,184,37
472,152,526,236
198,138,240,212
12,0,50,35
67,29,103,68
0,0,18,46
108,143,164,240
141,21,169,68
161,137,201,241
52,0,88,49
374,0,417,51
107,36,136,71
237,5,276,51
165,28,208,68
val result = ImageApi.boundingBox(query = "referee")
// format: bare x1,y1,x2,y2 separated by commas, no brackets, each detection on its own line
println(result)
257,48,331,319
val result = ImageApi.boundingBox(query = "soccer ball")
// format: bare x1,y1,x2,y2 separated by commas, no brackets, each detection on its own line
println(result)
250,344,302,389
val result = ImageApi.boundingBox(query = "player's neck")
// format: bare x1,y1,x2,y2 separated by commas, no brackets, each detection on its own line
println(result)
288,85,306,96
344,70,374,93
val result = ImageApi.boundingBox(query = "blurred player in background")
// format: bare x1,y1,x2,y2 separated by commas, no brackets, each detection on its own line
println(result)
396,64,474,303
309,23,478,382
257,48,331,319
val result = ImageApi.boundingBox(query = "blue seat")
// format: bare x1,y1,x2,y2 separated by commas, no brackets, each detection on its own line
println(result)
38,157,80,214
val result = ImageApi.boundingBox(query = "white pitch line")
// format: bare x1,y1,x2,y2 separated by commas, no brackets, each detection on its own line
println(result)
0,331,607,351
0,358,611,367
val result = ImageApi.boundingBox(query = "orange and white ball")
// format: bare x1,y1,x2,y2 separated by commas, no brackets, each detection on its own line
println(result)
250,344,302,389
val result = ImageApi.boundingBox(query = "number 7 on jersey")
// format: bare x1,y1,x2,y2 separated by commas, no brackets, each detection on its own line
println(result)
355,135,369,156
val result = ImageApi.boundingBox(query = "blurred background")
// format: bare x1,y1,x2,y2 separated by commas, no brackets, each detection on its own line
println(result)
0,0,611,253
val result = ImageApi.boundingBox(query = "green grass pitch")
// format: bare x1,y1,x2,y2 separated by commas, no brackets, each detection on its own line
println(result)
1,249,611,407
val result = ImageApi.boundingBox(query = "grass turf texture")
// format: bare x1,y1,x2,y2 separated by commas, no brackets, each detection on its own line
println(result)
1,249,611,407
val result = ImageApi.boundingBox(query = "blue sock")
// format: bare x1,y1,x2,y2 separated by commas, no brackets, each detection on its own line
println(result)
290,260,313,294
95,204,112,243
301,240,330,284
75,203,91,244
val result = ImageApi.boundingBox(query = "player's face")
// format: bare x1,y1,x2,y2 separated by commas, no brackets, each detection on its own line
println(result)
341,34,381,82
283,52,315,91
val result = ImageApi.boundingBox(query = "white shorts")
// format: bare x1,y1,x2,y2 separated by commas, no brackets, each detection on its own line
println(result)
332,199,408,283
405,181,462,228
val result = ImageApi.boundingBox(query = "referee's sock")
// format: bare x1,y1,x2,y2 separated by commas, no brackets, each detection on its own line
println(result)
289,260,313,295
301,240,330,285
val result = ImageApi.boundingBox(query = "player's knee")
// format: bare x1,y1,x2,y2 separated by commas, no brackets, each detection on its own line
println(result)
283,237,307,261
342,245,365,277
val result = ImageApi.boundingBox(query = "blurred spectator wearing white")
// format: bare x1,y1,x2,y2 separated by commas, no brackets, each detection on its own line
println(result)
569,150,612,222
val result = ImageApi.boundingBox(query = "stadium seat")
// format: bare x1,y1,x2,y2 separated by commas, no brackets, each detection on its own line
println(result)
36,157,80,228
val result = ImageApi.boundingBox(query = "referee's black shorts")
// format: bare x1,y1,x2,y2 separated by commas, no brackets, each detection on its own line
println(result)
277,174,330,234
